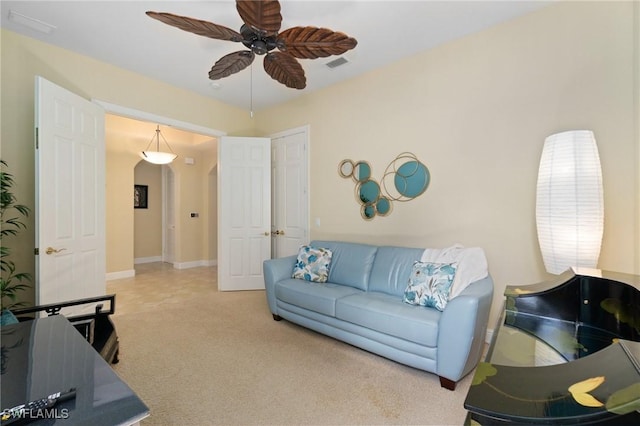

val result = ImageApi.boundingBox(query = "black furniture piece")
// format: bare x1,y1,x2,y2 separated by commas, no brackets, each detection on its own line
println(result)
1,315,148,425
10,294,120,365
464,269,640,425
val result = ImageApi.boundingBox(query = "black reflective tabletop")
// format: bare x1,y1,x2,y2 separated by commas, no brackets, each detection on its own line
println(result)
464,269,640,425
1,315,148,425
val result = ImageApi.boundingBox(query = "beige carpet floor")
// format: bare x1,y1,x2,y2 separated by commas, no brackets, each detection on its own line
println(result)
107,263,473,425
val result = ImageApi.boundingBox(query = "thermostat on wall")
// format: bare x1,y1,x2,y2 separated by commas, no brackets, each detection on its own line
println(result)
184,157,195,165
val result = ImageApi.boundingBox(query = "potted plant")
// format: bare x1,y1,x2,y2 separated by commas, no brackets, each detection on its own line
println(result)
1,159,32,314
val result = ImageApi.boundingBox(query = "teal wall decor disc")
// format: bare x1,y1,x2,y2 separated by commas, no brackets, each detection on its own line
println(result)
355,161,371,181
376,197,391,215
394,160,429,199
359,179,380,205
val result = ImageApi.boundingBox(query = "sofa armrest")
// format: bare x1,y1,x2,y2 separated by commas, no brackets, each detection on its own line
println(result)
436,276,494,382
263,255,297,314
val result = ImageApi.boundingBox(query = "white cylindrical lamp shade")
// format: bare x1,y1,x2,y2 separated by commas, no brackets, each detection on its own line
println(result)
535,130,604,275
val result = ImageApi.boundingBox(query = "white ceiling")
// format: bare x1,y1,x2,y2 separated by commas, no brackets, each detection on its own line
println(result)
1,1,551,112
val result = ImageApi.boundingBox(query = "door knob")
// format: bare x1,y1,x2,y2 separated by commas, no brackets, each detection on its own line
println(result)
274,230,285,236
46,247,66,255
264,232,270,236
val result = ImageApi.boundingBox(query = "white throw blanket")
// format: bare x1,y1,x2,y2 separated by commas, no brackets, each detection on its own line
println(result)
420,244,488,299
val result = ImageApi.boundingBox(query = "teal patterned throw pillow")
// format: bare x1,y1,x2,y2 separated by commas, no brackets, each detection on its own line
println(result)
403,261,457,311
0,308,19,326
292,245,333,283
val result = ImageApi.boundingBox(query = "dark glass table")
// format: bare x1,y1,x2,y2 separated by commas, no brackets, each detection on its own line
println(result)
1,315,148,425
464,269,640,425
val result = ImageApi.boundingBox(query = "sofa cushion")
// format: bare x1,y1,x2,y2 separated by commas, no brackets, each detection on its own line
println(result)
403,261,457,311
335,292,440,347
292,245,333,283
368,246,424,297
275,278,363,317
310,241,378,291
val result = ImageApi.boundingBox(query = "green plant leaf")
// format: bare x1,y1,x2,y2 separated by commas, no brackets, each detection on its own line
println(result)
549,327,587,354
601,298,633,323
601,298,640,332
471,362,498,386
0,159,32,310
605,382,640,415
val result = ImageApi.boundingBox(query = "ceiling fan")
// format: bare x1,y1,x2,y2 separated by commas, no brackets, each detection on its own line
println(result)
146,0,358,90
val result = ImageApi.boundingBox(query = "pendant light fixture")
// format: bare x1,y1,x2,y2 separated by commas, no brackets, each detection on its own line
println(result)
139,125,177,165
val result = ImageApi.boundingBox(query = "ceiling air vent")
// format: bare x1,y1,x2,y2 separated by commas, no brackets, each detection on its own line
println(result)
8,10,56,34
326,57,349,69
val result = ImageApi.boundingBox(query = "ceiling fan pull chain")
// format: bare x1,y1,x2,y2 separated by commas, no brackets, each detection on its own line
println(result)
250,63,254,118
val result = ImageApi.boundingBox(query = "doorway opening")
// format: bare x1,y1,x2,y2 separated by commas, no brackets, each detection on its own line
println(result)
99,100,224,279
133,160,164,265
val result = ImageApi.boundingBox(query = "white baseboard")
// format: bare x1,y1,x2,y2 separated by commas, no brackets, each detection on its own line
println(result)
173,259,217,269
485,328,494,344
134,256,162,264
107,260,216,279
106,269,135,281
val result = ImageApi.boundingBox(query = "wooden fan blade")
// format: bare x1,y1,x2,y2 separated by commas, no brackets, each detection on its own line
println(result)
146,11,243,42
263,52,306,89
278,26,357,59
236,0,282,36
209,51,255,80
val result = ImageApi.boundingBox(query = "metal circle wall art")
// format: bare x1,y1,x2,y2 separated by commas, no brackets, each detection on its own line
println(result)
338,159,354,179
382,152,430,202
339,152,429,220
353,161,371,182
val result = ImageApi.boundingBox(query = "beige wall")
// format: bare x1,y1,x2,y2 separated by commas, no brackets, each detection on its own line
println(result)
134,161,162,260
255,2,639,327
204,162,219,263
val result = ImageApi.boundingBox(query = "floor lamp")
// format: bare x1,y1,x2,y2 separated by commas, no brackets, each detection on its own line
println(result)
535,130,604,274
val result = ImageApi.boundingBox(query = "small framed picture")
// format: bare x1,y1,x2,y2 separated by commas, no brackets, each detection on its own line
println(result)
134,185,148,209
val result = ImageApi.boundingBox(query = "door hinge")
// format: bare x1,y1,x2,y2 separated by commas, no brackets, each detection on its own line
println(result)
34,248,39,256
35,127,39,150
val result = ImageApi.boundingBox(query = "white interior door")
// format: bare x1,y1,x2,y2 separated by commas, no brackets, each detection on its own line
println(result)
271,127,309,258
218,136,271,291
35,76,106,310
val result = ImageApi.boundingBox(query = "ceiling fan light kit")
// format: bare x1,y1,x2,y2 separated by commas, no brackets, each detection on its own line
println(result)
146,0,357,90
139,125,178,165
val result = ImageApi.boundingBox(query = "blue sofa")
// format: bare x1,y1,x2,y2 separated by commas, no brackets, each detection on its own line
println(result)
263,240,494,390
